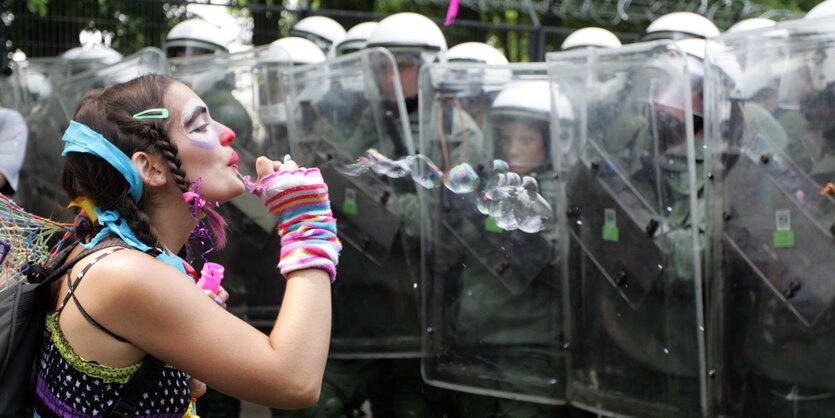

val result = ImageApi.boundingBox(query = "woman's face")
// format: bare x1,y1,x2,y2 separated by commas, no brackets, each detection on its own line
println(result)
499,120,546,175
166,82,245,202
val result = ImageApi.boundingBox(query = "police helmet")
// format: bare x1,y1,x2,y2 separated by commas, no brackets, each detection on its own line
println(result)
290,16,347,56
265,37,327,66
447,42,508,64
334,22,378,56
365,12,448,65
805,0,835,19
561,27,622,50
164,19,229,58
643,12,720,41
726,17,776,33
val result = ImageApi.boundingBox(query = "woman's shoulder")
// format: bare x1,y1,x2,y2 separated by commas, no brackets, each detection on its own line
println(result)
70,244,188,292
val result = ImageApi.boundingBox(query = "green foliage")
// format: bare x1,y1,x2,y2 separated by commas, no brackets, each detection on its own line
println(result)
25,0,48,16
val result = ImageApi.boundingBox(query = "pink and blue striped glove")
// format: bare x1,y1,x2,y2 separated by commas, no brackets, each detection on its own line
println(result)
253,167,341,282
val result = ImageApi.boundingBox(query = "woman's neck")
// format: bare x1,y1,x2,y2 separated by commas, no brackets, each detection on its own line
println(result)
147,194,198,254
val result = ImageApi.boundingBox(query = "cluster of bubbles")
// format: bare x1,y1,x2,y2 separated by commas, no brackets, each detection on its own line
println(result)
339,148,481,193
340,149,553,233
477,160,553,233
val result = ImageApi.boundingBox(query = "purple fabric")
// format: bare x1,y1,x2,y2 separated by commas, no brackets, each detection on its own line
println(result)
36,375,183,418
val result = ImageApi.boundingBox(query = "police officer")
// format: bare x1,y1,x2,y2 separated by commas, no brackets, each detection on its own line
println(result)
13,40,123,219
165,18,255,154
164,18,252,418
442,80,576,417
281,12,462,418
443,41,510,131
560,27,709,415
706,11,835,416
257,36,328,159
0,107,27,196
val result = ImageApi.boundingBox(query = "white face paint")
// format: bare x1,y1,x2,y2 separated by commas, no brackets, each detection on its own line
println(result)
180,97,220,149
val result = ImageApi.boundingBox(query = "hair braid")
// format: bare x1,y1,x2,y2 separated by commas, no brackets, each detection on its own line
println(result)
62,74,228,250
146,124,189,193
113,191,158,247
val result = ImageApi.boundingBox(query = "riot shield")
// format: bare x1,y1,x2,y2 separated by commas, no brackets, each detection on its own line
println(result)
705,17,835,417
7,55,117,115
169,46,288,331
281,48,420,356
548,41,707,417
14,48,170,221
419,61,568,405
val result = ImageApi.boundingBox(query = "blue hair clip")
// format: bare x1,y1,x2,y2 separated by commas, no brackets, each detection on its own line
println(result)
62,121,143,202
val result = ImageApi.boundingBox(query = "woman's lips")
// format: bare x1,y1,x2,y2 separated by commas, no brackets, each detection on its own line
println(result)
228,151,239,166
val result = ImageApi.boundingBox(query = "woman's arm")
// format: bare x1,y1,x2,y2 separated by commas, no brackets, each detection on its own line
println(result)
89,158,335,409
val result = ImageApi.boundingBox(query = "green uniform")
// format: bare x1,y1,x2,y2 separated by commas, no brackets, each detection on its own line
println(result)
278,103,484,417
713,99,835,418
566,106,704,417
441,165,570,415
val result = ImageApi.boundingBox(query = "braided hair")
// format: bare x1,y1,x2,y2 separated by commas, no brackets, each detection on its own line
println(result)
61,74,227,249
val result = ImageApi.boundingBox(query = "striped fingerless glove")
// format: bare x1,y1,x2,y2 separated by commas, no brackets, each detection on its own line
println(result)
255,167,341,282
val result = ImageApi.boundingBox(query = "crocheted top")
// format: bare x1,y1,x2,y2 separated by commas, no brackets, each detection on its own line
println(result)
34,312,190,417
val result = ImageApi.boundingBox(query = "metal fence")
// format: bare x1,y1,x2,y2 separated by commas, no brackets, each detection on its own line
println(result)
1,0,643,64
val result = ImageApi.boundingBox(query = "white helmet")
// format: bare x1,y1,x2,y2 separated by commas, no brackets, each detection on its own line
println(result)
805,0,835,19
365,12,447,63
334,21,378,56
164,19,228,58
491,81,573,123
561,27,622,50
60,45,123,75
290,16,347,55
726,17,776,33
643,12,720,41
60,45,122,63
489,81,573,171
264,37,327,66
447,42,508,64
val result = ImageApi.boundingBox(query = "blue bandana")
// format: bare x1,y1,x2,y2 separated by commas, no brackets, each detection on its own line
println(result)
81,206,189,278
62,120,143,202
63,121,191,280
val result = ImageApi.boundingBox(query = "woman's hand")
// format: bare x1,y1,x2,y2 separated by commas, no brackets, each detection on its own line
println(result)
188,377,207,399
203,285,229,309
255,156,298,182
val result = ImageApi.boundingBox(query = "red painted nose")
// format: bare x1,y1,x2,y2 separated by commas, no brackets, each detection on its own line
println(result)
220,125,236,146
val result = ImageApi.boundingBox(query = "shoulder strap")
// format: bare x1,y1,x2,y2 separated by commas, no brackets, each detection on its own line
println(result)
57,247,130,343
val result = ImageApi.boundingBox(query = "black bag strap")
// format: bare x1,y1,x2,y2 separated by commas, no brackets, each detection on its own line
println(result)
32,235,170,417
107,355,166,417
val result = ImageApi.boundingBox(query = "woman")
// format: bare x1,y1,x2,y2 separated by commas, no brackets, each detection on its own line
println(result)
35,74,339,416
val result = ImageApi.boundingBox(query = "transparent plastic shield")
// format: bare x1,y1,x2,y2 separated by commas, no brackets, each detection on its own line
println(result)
548,41,706,417
8,56,115,115
169,47,288,331
14,48,170,221
420,62,567,404
54,48,169,121
705,18,835,417
252,46,293,161
282,48,420,356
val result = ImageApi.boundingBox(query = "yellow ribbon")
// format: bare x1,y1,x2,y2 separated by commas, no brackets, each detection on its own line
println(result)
67,197,98,224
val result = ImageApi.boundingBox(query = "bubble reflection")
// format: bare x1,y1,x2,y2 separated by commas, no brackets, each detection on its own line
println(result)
445,162,480,193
